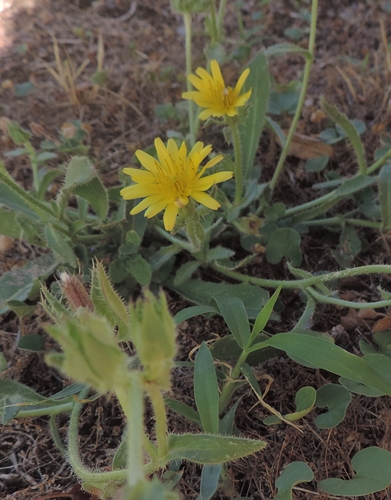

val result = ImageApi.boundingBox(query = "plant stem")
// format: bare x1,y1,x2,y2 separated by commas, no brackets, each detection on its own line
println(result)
183,12,196,147
269,0,318,194
228,118,244,205
367,146,391,174
217,0,228,40
303,217,382,229
67,388,127,485
145,383,169,462
16,402,74,418
219,349,249,414
116,378,146,487
211,262,391,290
306,286,391,309
209,0,219,46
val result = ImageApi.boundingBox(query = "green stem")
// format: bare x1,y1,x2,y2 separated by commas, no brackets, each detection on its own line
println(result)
306,285,391,309
209,0,219,46
211,262,391,290
269,0,318,193
116,378,145,487
217,0,228,40
145,383,169,462
229,118,244,205
367,147,391,174
304,217,382,229
68,388,127,485
183,12,196,147
16,402,74,418
155,225,194,252
50,414,66,456
284,190,336,217
219,349,249,414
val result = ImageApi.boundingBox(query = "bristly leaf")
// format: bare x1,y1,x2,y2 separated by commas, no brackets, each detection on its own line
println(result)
44,226,77,267
90,260,130,341
166,433,266,464
321,97,367,175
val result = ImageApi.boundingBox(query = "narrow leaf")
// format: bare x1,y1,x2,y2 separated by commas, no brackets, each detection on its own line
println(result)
194,342,219,434
166,433,267,464
214,296,250,349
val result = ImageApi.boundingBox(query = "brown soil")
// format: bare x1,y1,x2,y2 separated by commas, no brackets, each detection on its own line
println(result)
1,0,391,499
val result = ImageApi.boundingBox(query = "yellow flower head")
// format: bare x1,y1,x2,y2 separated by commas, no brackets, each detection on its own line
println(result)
120,138,233,232
182,60,252,120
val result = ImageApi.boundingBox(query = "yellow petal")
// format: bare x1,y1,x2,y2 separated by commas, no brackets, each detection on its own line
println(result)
203,154,224,170
194,171,233,191
154,137,172,173
130,195,165,215
210,60,225,88
191,191,220,209
234,88,252,107
144,199,168,218
234,67,250,94
135,150,159,173
123,168,154,182
120,184,158,200
187,74,209,91
163,203,179,231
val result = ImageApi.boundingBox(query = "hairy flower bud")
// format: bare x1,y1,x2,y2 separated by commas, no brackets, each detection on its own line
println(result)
129,290,177,389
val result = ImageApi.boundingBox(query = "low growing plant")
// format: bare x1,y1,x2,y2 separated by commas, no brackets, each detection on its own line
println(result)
2,0,391,498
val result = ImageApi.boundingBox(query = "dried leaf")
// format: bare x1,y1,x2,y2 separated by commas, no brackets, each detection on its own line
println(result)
278,131,334,160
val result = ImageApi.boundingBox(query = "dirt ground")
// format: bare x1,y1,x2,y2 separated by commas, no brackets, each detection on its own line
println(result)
1,0,391,499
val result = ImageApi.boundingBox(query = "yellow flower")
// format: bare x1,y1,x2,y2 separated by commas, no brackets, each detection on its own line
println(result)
182,60,252,120
120,138,233,232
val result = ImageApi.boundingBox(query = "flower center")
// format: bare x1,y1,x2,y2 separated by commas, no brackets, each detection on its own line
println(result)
221,86,235,109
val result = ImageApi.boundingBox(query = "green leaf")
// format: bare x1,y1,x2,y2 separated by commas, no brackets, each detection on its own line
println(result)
265,228,302,266
37,169,62,201
125,254,152,286
206,246,235,262
0,208,22,238
210,334,278,365
214,296,250,349
250,286,281,342
273,462,314,500
173,305,218,325
112,432,127,470
166,433,267,464
198,465,221,500
315,384,351,429
318,447,391,496
194,342,219,434
17,334,46,352
305,155,329,172
265,42,311,58
35,151,58,163
378,163,391,230
45,226,77,267
239,50,270,177
334,175,375,197
7,121,31,144
164,397,201,427
0,253,57,314
321,97,367,174
168,278,269,319
73,175,109,220
14,82,34,96
263,386,316,425
338,377,385,397
174,261,201,286
250,333,391,396
62,156,95,189
7,300,35,320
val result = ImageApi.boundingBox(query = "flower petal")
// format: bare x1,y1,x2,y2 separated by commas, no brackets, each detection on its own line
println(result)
130,195,166,215
193,171,233,191
135,150,159,173
191,191,220,209
210,60,225,88
163,203,179,231
234,67,250,94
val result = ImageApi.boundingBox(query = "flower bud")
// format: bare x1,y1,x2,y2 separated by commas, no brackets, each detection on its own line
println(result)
130,290,177,389
46,310,128,393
